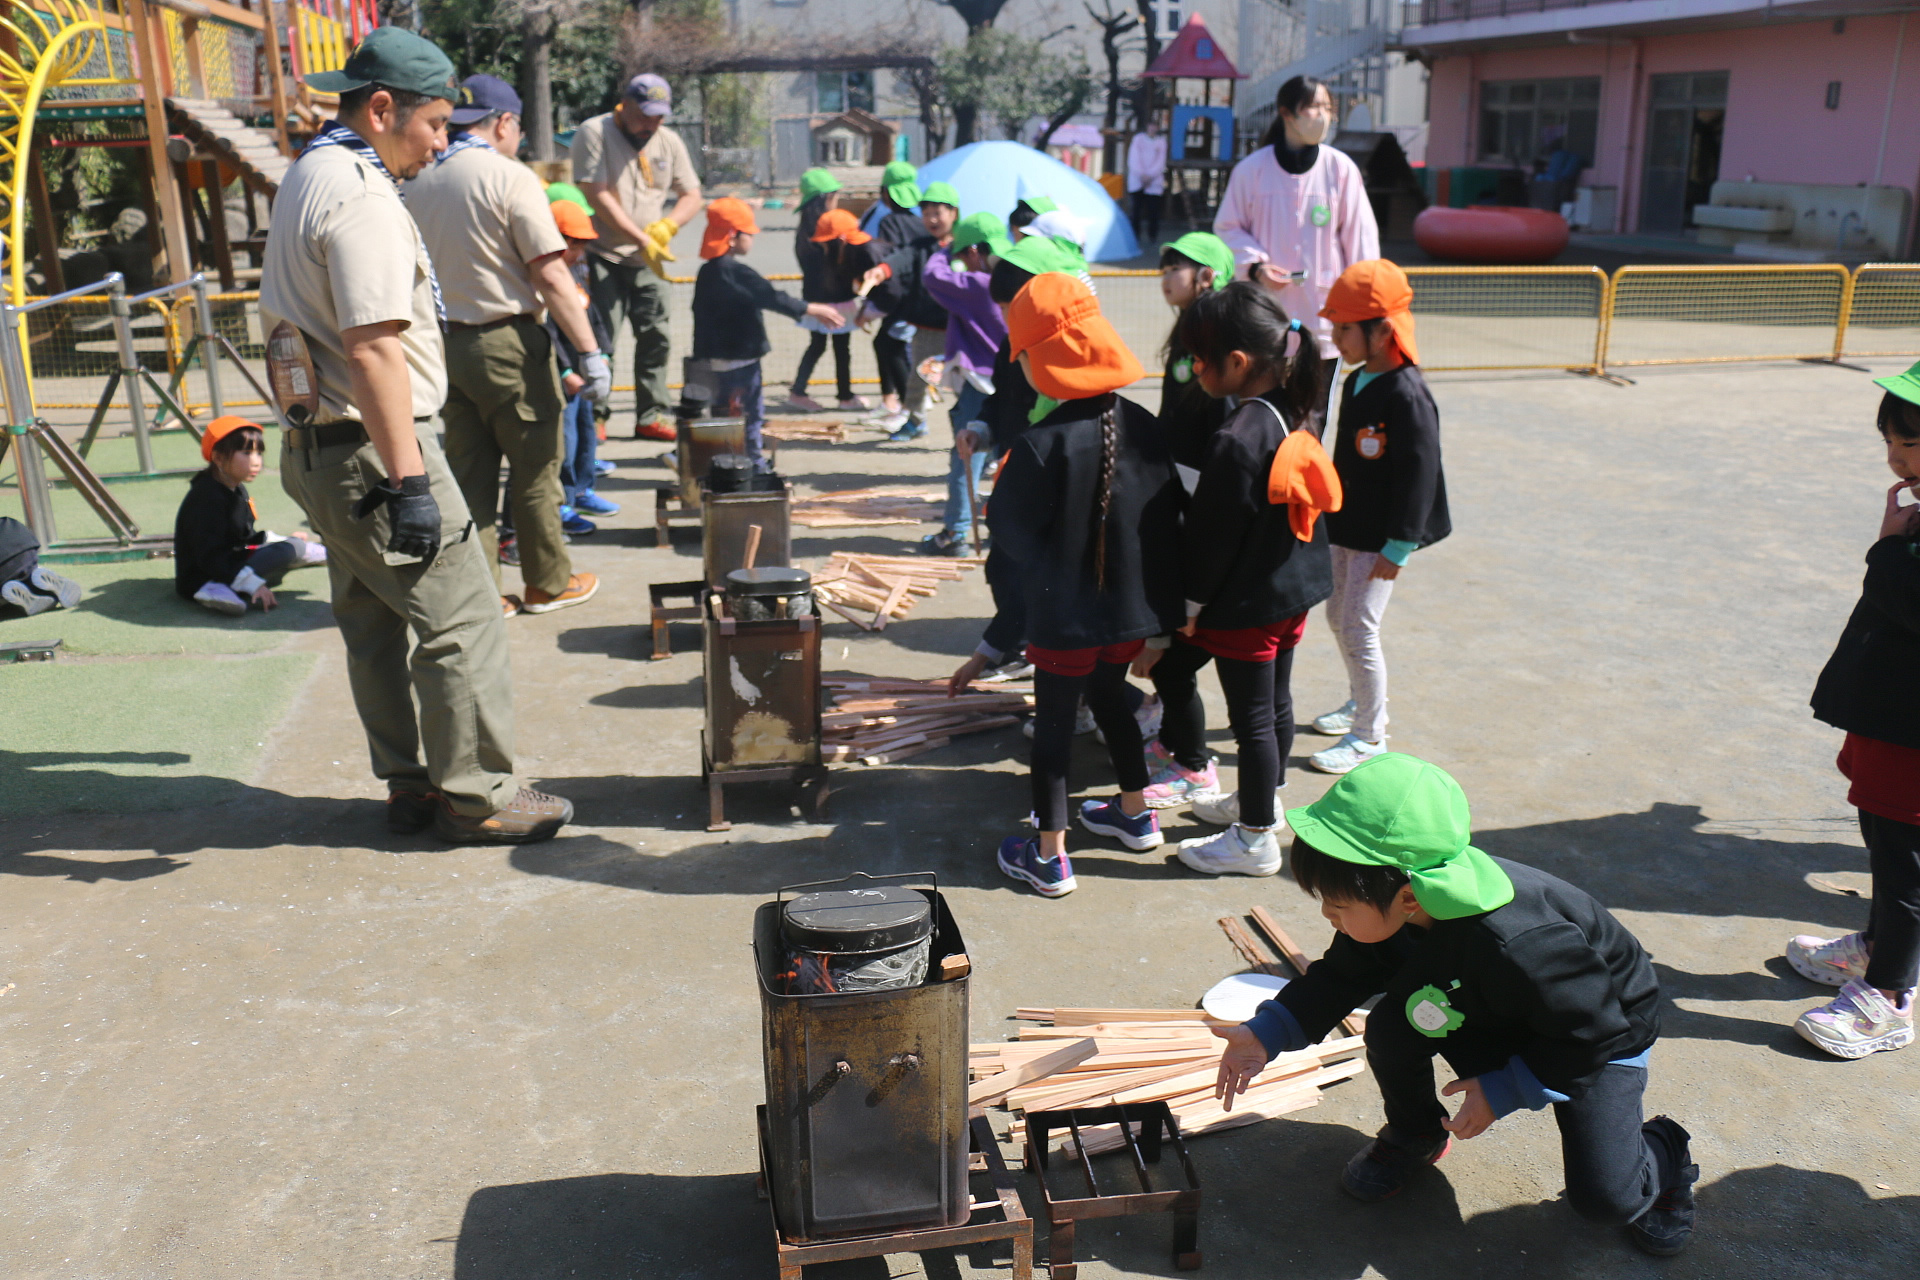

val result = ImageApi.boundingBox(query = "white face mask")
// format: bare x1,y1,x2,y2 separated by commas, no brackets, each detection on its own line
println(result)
1289,113,1331,147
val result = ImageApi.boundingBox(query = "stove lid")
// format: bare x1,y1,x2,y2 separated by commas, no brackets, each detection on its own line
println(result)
727,566,812,596
781,886,932,954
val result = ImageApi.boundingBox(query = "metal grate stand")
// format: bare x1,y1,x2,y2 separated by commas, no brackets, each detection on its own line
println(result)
648,579,704,659
1023,1101,1203,1279
756,1108,1032,1280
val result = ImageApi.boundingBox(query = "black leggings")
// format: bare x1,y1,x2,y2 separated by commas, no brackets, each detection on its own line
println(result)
874,332,911,399
1030,662,1150,832
792,330,852,400
1862,810,1920,991
1151,638,1294,828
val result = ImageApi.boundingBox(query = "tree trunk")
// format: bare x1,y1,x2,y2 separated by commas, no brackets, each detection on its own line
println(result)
522,7,557,162
954,103,978,148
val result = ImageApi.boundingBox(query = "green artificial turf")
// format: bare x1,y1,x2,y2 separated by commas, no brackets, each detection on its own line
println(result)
0,653,315,813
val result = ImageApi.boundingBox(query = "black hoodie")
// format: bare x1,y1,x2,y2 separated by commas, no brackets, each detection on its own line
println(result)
1811,532,1920,750
173,469,263,598
1325,363,1451,554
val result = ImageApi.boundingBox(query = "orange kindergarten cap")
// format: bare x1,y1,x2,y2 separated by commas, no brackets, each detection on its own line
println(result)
1321,259,1419,365
701,196,760,258
201,414,262,461
1006,273,1144,401
809,206,872,245
550,198,597,241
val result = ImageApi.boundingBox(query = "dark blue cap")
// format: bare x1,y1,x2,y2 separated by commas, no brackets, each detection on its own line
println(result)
449,74,521,126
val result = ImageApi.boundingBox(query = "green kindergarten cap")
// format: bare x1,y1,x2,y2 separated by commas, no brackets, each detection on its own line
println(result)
1873,358,1920,406
1002,231,1084,276
799,167,843,202
1016,195,1059,219
881,160,922,209
920,180,961,209
304,25,459,101
546,182,591,214
951,211,1012,258
1285,753,1515,920
1163,231,1234,290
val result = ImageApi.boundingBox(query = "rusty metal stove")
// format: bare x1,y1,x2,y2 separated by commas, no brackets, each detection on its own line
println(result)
700,575,825,830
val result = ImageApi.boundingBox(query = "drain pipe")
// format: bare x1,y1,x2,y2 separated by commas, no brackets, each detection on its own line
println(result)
1874,13,1906,186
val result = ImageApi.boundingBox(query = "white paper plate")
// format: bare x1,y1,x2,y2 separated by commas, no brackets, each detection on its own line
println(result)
1201,972,1289,1024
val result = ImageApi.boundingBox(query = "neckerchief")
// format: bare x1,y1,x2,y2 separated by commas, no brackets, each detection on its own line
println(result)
437,130,493,165
301,121,445,326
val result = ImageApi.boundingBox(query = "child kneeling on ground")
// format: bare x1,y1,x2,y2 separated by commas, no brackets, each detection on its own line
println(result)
1214,753,1699,1256
1788,362,1920,1056
173,415,325,615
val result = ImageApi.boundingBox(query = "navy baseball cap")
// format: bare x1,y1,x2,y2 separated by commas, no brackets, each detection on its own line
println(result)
623,73,673,118
449,74,522,126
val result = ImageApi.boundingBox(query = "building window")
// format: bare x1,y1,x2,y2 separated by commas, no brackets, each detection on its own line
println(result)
1151,1,1183,39
1479,77,1601,167
816,71,874,116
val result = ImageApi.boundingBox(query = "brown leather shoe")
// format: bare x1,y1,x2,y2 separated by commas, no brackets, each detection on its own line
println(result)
636,419,675,442
502,594,523,618
433,788,573,845
387,787,440,834
523,573,598,614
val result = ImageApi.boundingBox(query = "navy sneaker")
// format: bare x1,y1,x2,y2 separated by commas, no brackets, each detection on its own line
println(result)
886,417,928,443
997,835,1077,898
559,506,597,537
919,528,969,557
1077,798,1164,851
1340,1126,1451,1202
1629,1117,1698,1256
593,458,617,477
573,490,620,517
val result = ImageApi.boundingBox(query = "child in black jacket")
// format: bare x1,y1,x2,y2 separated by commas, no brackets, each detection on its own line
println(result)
690,198,843,468
1139,283,1337,878
948,272,1184,898
1309,259,1450,774
785,169,858,411
1214,754,1698,1257
1788,371,1920,1057
1156,232,1234,476
173,416,325,615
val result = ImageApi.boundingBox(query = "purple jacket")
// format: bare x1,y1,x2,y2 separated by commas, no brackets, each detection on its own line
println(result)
922,249,1007,378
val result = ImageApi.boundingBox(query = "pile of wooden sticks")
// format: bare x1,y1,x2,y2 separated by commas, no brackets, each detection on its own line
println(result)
810,552,982,630
790,486,946,527
760,417,848,444
821,677,1031,765
970,1007,1367,1157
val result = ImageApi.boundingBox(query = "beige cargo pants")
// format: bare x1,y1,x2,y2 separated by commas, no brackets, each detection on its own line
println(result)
280,421,518,817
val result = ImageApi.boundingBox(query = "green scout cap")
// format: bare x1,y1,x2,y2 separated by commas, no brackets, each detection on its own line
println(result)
1873,358,1920,406
1003,232,1084,277
546,182,591,214
920,180,961,209
951,211,1012,258
882,160,922,209
799,168,842,201
304,25,459,101
1016,195,1059,218
1286,753,1515,920
1163,232,1234,291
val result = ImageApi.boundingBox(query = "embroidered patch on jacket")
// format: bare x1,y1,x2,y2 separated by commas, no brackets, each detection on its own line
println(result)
1406,981,1465,1038
1311,203,1331,227
1356,425,1386,459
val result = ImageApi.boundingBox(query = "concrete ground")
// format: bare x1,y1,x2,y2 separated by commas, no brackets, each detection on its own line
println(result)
5,351,1920,1280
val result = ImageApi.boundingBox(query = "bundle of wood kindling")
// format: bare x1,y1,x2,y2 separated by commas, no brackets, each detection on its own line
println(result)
810,553,983,630
821,677,1031,765
790,486,946,527
970,1007,1367,1157
761,417,848,444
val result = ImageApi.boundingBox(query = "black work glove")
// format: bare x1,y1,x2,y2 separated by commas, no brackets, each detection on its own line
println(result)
352,473,441,561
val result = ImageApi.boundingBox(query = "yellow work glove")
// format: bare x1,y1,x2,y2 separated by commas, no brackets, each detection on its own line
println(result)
639,217,678,278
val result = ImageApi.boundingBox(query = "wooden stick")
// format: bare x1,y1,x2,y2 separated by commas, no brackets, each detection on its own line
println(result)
1218,916,1289,977
820,599,875,631
873,578,910,630
741,523,762,571
860,736,951,765
968,1038,1096,1106
1250,906,1366,1038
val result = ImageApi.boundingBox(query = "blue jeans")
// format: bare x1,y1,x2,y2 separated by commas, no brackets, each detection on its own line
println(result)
943,381,990,537
560,393,597,505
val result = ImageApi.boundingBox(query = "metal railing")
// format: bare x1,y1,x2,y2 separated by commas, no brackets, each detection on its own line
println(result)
1405,265,1608,374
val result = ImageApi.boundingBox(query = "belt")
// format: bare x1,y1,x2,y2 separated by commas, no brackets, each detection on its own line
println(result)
285,420,366,452
446,313,537,333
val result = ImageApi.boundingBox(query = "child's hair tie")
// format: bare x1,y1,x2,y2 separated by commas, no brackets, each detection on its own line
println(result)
1284,317,1304,359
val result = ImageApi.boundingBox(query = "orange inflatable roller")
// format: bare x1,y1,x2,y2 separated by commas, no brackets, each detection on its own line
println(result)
1413,206,1570,265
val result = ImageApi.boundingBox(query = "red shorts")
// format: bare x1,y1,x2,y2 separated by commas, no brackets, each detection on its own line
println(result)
1839,732,1920,824
1025,639,1147,678
1186,612,1310,663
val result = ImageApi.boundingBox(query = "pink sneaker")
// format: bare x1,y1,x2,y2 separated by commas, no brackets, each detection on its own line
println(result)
1142,757,1222,810
783,393,826,412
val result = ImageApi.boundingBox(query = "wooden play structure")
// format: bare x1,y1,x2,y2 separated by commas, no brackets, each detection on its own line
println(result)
0,0,373,303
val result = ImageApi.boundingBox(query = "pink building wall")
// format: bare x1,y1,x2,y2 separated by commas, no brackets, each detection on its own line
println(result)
1424,15,1920,237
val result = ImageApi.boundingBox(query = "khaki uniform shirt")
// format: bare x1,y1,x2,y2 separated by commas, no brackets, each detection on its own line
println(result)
261,144,446,421
406,144,567,327
569,114,698,266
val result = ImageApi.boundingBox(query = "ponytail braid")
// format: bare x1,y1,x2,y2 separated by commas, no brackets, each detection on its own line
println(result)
1093,404,1116,590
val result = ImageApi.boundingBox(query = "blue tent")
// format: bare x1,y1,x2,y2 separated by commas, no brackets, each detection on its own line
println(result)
916,141,1141,263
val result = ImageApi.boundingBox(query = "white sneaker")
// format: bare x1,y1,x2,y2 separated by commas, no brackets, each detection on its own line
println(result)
293,538,328,566
28,565,83,609
194,582,248,615
874,410,911,432
1309,734,1386,775
2,578,56,616
1177,824,1283,877
1312,700,1356,736
1190,790,1287,829
1786,931,1870,987
1794,979,1915,1059
1097,694,1164,744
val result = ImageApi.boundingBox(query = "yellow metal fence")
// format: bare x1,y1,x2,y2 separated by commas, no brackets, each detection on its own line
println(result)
22,263,1920,427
